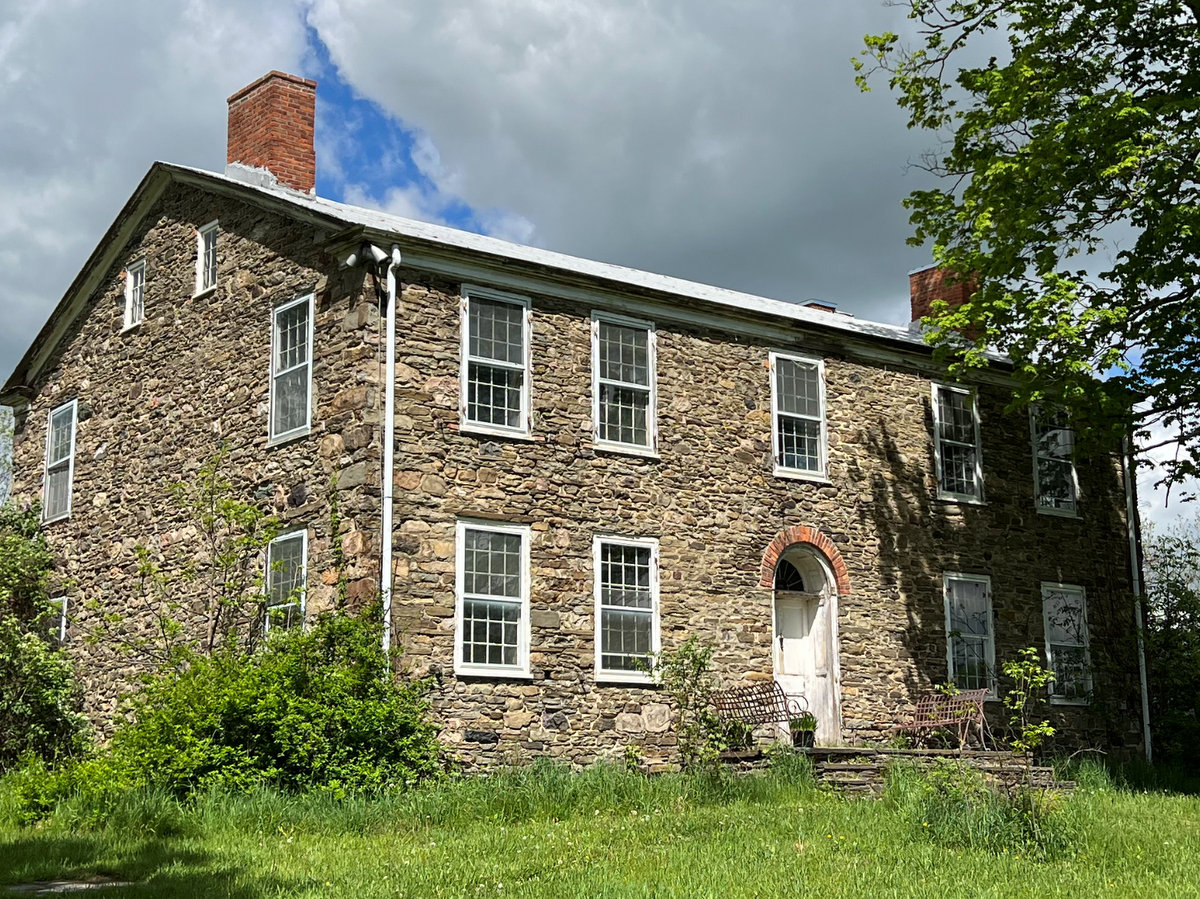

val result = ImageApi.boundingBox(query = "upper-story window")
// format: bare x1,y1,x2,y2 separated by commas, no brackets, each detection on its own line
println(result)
42,399,77,523
124,259,145,330
932,384,983,502
770,352,827,478
1042,583,1091,703
460,286,531,437
269,295,313,442
265,531,306,634
594,535,660,682
196,221,218,295
592,313,656,454
1031,405,1078,515
944,572,995,696
455,520,531,677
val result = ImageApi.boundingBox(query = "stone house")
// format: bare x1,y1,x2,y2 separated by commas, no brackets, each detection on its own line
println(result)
1,72,1149,766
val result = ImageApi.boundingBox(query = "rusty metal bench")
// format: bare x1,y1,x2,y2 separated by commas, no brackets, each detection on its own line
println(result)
896,689,990,749
711,681,807,727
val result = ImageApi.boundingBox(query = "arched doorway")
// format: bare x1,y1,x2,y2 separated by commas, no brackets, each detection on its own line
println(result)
772,546,842,745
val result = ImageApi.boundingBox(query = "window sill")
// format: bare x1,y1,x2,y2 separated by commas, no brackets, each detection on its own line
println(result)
1049,697,1091,707
267,426,312,448
120,321,143,335
773,467,831,485
1037,505,1079,519
41,511,71,526
457,422,536,442
593,440,659,460
595,672,656,687
937,493,987,507
454,665,533,680
193,285,217,300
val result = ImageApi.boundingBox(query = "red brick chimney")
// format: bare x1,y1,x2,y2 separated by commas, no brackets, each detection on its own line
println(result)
909,264,976,325
226,71,317,194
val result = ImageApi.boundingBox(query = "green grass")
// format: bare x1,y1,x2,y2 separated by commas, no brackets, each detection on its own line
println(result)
3,758,1200,898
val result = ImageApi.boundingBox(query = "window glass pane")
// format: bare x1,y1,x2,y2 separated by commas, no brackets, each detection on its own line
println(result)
952,636,989,690
776,359,821,418
202,227,217,289
276,302,310,372
128,263,145,325
268,535,305,606
601,608,652,671
462,598,520,665
467,362,523,427
273,367,309,436
948,579,989,636
48,406,73,465
1044,589,1086,645
464,529,522,599
598,384,649,446
940,443,978,497
598,322,649,386
469,298,524,364
600,544,652,609
45,467,70,519
267,602,302,632
1036,421,1074,460
1049,644,1089,698
938,389,975,444
778,415,821,471
1037,457,1075,508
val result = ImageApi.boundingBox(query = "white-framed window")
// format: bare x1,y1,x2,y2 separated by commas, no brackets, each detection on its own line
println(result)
42,399,77,523
944,573,995,695
454,520,531,677
46,596,67,644
1042,583,1091,704
770,352,827,478
1031,405,1078,515
459,285,532,437
594,535,660,682
123,259,145,330
195,220,218,295
591,313,657,454
269,294,314,442
932,383,983,502
265,531,307,634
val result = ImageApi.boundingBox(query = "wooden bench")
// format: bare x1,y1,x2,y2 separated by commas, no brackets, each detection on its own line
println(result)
711,681,807,727
896,689,990,750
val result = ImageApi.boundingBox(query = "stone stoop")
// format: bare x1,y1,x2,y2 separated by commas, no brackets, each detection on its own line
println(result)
805,747,1075,794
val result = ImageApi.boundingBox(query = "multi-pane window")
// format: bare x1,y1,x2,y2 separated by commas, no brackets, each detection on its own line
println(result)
594,537,659,680
592,315,656,452
1032,406,1078,514
771,353,826,477
196,221,218,294
124,259,145,329
42,400,77,522
944,573,995,694
933,384,983,501
270,295,313,440
455,521,530,676
1042,584,1091,703
265,532,306,634
461,287,530,435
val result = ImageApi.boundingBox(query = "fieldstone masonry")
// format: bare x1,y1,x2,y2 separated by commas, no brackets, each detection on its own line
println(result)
8,179,1144,766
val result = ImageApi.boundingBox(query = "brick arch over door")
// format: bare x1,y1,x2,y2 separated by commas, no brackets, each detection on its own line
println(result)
759,525,851,594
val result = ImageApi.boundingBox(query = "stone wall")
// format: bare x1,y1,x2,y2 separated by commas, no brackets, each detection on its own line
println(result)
8,181,382,724
386,273,1143,767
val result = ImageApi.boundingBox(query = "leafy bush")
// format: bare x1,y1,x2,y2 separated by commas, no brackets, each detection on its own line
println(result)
885,759,1078,860
0,504,88,771
652,637,727,770
105,605,442,797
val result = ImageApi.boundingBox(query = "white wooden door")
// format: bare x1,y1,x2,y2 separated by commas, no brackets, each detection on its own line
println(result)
774,590,836,744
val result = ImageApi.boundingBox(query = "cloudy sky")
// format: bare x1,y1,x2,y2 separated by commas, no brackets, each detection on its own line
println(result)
0,0,1188,525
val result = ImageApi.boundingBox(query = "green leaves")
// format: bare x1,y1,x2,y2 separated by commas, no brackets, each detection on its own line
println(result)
863,0,1200,486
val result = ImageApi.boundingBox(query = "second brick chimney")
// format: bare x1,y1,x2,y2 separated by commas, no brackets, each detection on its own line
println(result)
226,71,317,194
909,264,976,325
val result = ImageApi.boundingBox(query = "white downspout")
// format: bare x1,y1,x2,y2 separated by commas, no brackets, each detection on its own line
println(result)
381,245,401,656
1123,435,1153,763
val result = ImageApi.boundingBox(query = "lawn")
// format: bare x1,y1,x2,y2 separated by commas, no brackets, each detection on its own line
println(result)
3,761,1199,898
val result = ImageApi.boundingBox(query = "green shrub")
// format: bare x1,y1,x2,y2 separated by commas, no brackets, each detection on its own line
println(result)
106,605,442,798
0,504,88,772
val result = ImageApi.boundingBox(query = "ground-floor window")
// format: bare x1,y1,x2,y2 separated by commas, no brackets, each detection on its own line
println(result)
455,520,531,677
1042,583,1091,703
944,572,995,695
594,535,659,682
